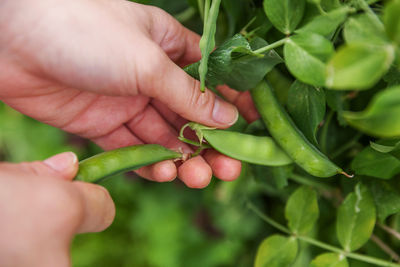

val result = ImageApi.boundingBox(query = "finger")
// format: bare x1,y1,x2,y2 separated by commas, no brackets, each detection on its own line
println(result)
151,99,188,131
41,152,79,180
202,150,242,181
217,85,260,123
126,105,191,152
72,182,115,233
178,156,213,188
92,125,176,182
142,5,202,66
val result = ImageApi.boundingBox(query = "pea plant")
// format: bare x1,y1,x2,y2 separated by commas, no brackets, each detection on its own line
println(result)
180,0,400,266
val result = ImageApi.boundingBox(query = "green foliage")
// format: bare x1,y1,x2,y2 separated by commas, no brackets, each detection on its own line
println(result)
336,183,376,252
285,186,319,235
255,235,298,267
284,32,334,86
287,81,326,145
263,0,306,35
343,86,400,137
310,253,349,267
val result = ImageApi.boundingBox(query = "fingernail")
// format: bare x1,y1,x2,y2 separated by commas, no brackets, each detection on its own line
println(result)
44,152,77,173
212,97,239,125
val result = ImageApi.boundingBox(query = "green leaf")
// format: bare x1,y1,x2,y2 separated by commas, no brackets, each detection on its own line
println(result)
198,0,222,92
263,0,306,34
254,235,298,267
384,0,400,45
343,86,400,138
326,44,395,90
184,34,282,91
285,186,319,235
296,7,350,36
344,13,388,46
351,146,400,179
287,81,326,145
366,180,400,222
284,32,334,86
310,253,349,267
336,183,376,252
370,140,400,159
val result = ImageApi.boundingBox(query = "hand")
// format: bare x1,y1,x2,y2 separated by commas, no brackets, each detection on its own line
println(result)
0,152,115,267
0,0,258,188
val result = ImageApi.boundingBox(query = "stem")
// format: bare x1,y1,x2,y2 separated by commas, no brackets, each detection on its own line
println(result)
316,3,327,15
174,7,197,23
290,174,335,191
253,38,288,55
378,223,400,240
249,201,400,267
371,234,400,262
197,0,205,21
331,133,363,159
247,202,291,234
320,110,334,154
358,0,385,30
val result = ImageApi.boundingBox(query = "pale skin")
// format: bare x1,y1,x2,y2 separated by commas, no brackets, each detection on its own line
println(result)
0,0,259,265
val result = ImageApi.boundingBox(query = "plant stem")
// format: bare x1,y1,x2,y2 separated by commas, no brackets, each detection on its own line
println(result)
331,132,363,159
253,38,288,55
175,7,197,23
248,201,400,267
247,202,291,234
197,0,205,21
371,234,400,262
378,223,400,240
316,3,327,15
290,174,335,191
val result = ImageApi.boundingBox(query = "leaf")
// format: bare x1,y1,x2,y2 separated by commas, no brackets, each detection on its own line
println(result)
384,0,400,45
326,44,395,90
344,13,389,46
263,0,306,34
285,186,319,235
336,183,376,252
184,34,282,91
284,32,334,86
366,180,400,222
310,253,349,267
370,140,400,159
296,7,350,36
287,80,326,145
351,146,400,179
343,86,400,138
254,235,298,267
198,0,222,91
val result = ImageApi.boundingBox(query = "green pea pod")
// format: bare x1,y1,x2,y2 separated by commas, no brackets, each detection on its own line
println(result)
75,144,182,183
251,80,345,177
187,123,293,166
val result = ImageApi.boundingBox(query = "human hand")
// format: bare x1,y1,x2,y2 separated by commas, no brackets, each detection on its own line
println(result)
0,152,115,267
0,0,258,188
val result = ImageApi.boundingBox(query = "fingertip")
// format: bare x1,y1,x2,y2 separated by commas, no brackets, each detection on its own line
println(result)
73,182,115,233
204,150,242,181
43,152,79,180
151,160,177,182
178,156,212,189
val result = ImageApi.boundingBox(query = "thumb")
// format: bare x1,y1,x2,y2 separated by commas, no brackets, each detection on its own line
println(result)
139,45,238,128
42,152,79,180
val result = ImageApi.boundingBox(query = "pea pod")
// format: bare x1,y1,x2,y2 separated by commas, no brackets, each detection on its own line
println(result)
186,122,293,166
251,80,346,177
75,144,182,183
